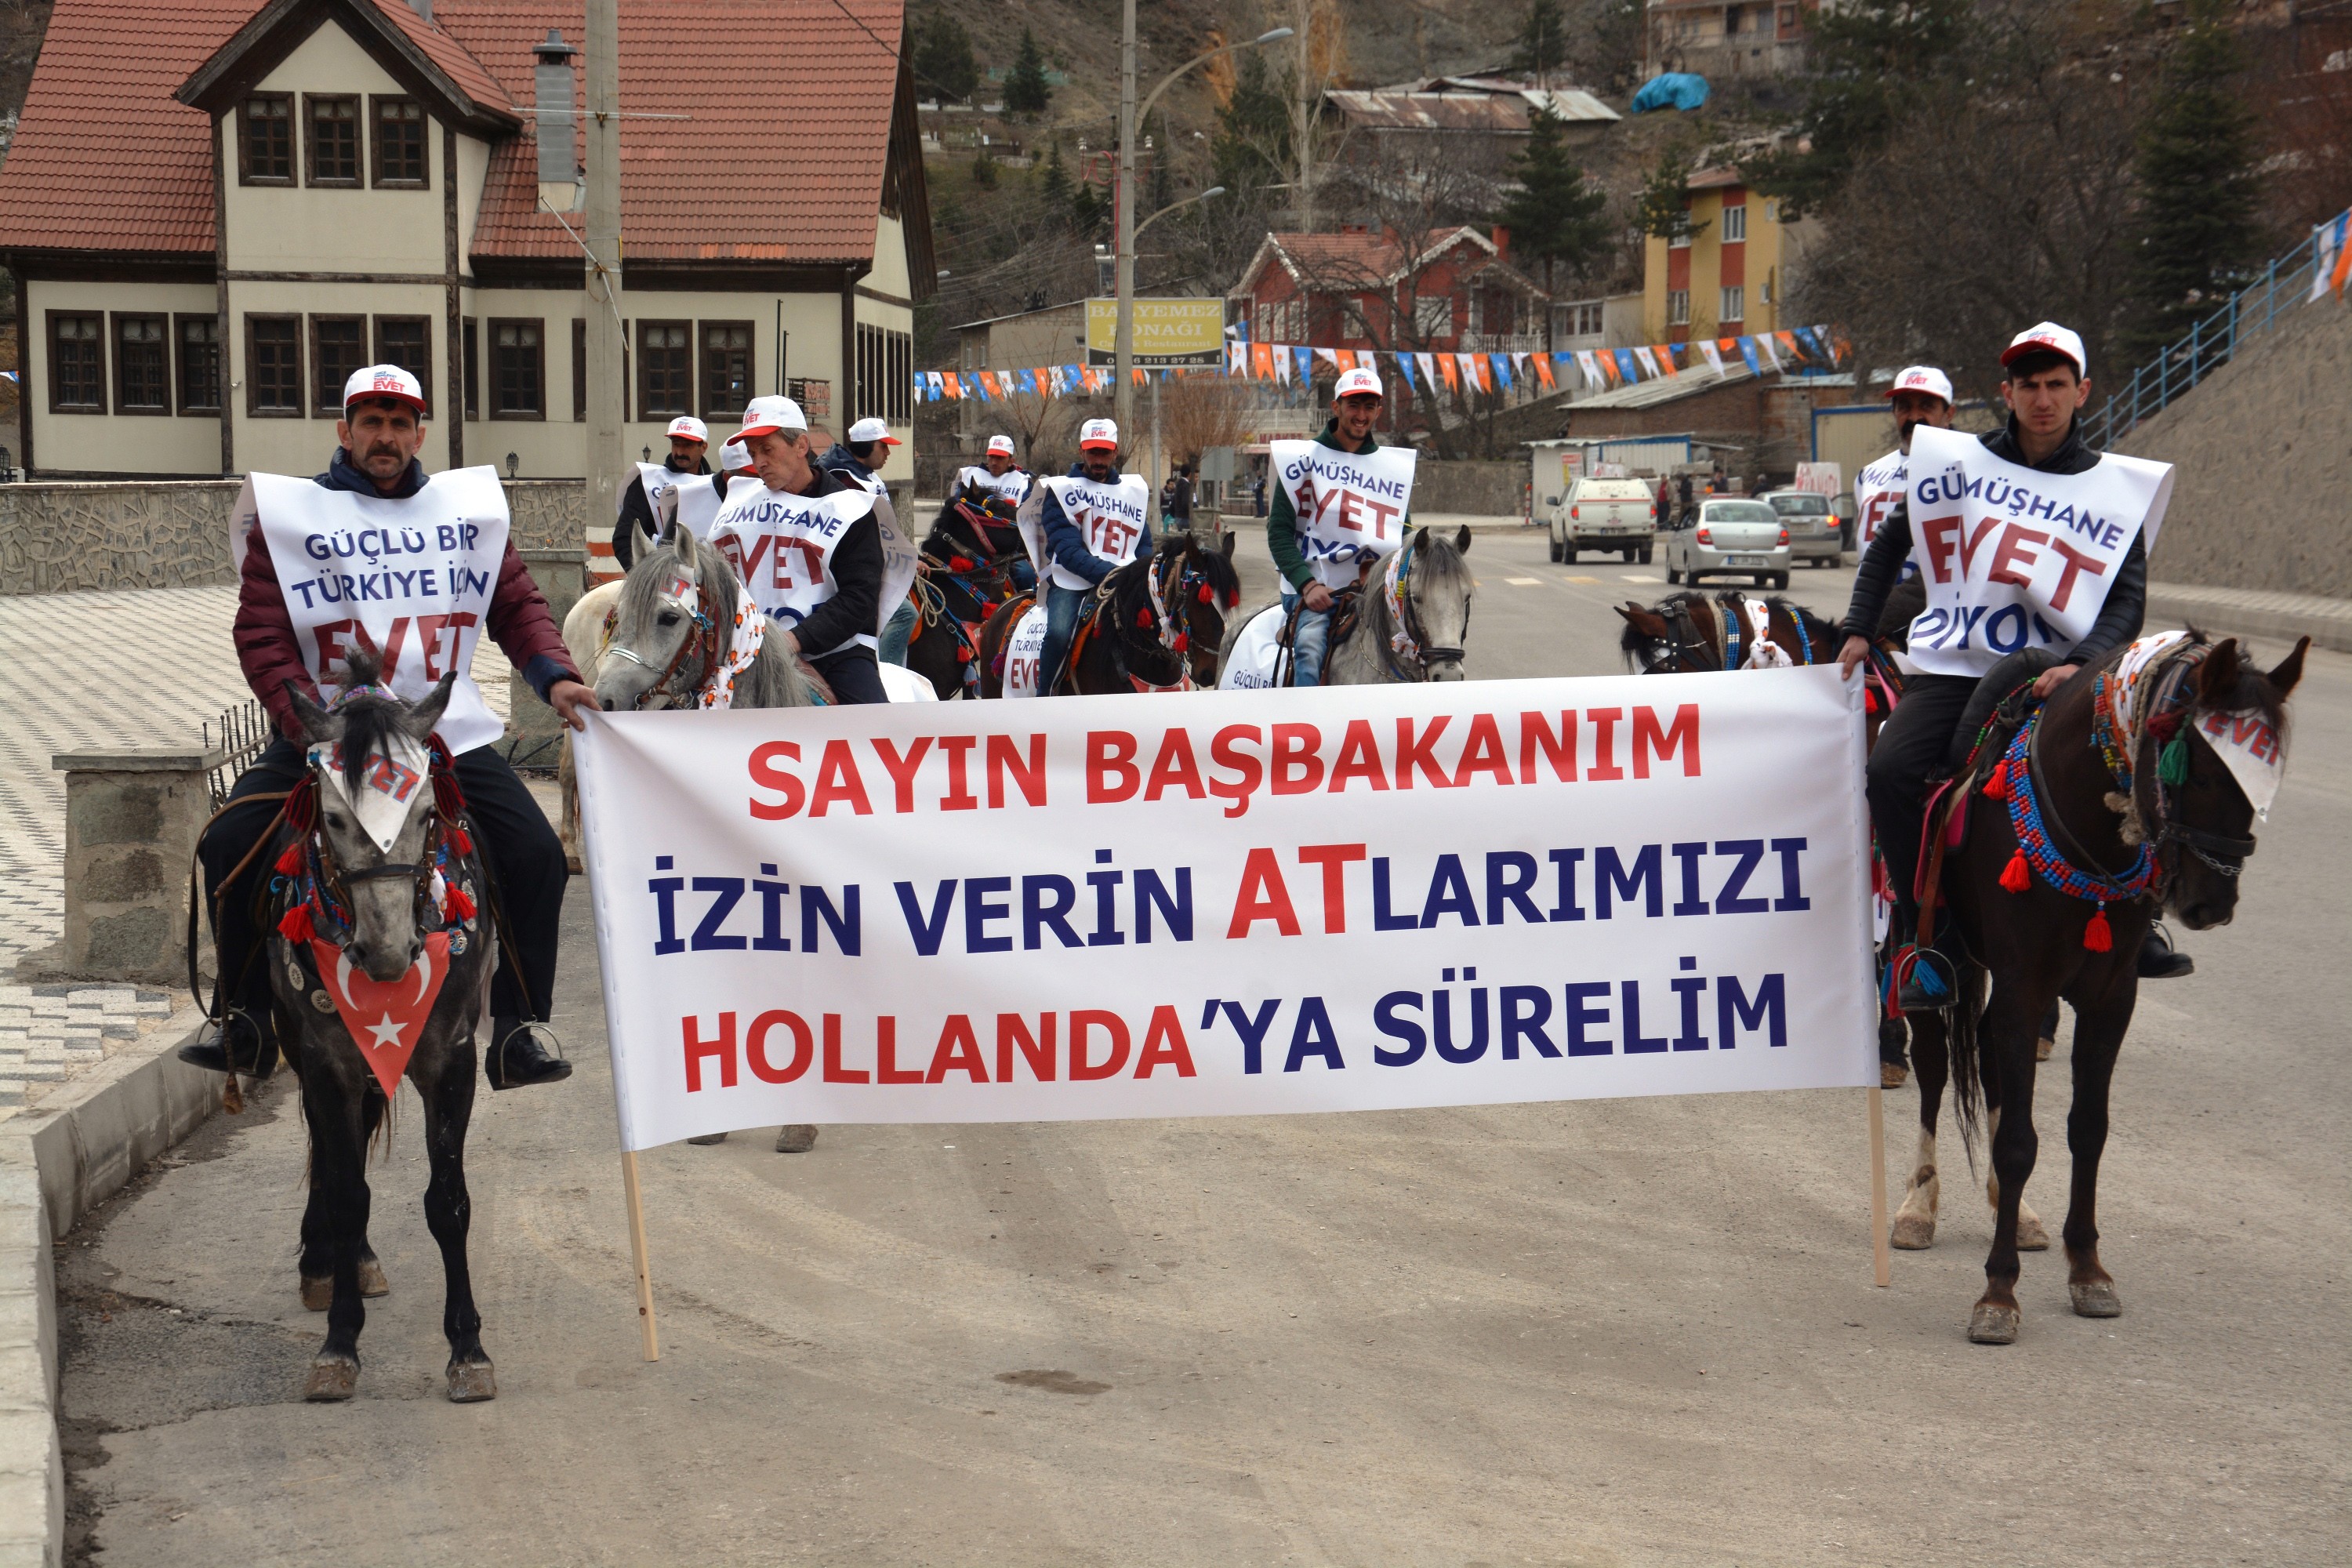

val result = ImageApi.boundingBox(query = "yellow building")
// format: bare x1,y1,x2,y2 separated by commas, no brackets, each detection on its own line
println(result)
1640,166,1809,348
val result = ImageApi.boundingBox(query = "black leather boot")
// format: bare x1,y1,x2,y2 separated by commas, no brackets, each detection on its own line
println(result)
2136,923,2194,980
177,1009,278,1077
485,1017,572,1090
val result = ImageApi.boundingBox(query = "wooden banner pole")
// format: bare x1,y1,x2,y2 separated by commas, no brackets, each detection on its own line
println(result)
621,1149,661,1359
1867,1085,1892,1288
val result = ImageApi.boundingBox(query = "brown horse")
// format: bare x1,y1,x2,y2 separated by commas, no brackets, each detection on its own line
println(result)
902,497,1029,699
1904,633,2304,1343
973,549,1196,698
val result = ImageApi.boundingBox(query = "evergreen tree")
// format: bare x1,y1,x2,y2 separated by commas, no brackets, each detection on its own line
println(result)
1004,29,1052,118
1635,142,1707,245
2125,0,2263,357
1039,139,1072,212
1497,109,1611,298
1510,0,1570,85
911,9,979,103
1211,51,1294,200
970,150,997,191
1742,0,1973,219
1070,176,1103,238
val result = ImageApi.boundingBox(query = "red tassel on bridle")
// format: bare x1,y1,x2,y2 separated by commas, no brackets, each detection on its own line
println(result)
1983,759,2010,800
1171,633,1189,653
1197,584,1214,604
1999,848,2032,894
278,901,315,943
275,840,305,876
1135,608,1153,629
2082,906,2113,951
442,884,476,924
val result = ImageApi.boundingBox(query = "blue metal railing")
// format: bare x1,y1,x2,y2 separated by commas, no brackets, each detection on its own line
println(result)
2085,208,2349,450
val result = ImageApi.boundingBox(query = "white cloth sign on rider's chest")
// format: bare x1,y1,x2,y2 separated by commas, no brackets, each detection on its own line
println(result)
707,483,910,655
1036,475,1152,591
1272,440,1417,588
236,468,510,754
1900,426,2172,678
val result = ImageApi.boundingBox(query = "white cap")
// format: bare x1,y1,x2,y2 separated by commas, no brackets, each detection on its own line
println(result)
342,364,426,412
847,416,902,447
1887,365,1954,405
1078,418,1119,451
665,416,709,443
1334,365,1385,401
718,438,753,473
986,434,1015,456
2001,322,2087,378
735,394,808,439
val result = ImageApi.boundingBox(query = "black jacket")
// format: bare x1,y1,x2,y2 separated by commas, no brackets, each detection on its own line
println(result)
771,466,885,659
1840,416,2146,663
613,456,711,570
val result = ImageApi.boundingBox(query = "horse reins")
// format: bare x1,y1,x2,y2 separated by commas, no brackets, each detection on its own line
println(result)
604,574,721,707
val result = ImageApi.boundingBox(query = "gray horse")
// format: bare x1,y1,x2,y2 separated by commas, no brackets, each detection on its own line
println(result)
274,659,495,1403
1221,524,1478,684
588,521,822,1154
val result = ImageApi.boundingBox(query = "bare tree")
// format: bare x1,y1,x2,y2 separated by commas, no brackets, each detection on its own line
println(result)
1159,371,1250,470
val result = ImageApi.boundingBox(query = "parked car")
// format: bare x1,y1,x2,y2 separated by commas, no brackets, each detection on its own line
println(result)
1661,499,1791,589
1761,488,1843,568
1548,477,1657,564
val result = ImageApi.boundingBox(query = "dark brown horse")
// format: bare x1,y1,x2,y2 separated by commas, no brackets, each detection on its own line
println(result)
1904,633,2305,1343
1615,588,1845,675
973,545,1202,698
902,497,1029,699
1155,530,1243,688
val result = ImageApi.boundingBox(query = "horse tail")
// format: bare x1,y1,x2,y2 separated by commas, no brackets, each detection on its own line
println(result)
1944,962,1989,1171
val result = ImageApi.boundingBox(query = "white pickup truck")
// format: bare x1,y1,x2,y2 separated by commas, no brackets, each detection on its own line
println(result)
1548,477,1658,564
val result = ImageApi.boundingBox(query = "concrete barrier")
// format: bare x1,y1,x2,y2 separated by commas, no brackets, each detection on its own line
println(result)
29,751,223,989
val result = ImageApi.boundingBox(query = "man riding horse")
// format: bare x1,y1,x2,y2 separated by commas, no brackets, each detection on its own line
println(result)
1836,323,2180,1011
1268,367,1411,687
1036,418,1153,695
187,364,594,1089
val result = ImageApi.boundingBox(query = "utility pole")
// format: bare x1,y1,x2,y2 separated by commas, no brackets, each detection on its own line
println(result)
584,0,624,530
1294,0,1314,231
1113,0,1138,441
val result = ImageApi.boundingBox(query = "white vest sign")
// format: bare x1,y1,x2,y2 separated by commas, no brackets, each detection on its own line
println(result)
1902,426,2172,677
1000,604,1050,697
1853,447,1915,584
954,466,1030,506
668,474,745,542
235,467,510,754
1218,604,1289,691
708,484,918,656
1271,440,1417,587
626,462,687,522
1029,475,1152,591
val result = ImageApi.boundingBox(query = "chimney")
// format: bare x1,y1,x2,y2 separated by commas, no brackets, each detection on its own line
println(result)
1492,225,1510,257
533,30,580,192
408,0,431,20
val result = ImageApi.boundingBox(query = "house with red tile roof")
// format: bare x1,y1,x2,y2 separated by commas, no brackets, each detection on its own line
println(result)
0,0,932,496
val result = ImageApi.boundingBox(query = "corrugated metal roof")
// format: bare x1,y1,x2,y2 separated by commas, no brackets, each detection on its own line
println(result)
1328,85,1619,132
1570,363,1761,410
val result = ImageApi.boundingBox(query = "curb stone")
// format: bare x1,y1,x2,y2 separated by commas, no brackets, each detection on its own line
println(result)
2143,583,2352,656
0,1003,212,1568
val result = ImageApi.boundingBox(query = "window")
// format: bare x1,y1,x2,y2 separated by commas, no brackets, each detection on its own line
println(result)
855,323,912,425
637,321,691,418
574,318,588,421
1554,300,1605,340
1778,5,1798,34
311,314,366,415
107,314,168,414
373,317,431,412
463,318,479,420
305,95,361,187
1721,202,1748,243
370,96,427,187
702,321,753,419
1667,291,1692,326
1670,214,1692,249
1719,285,1745,325
490,319,544,418
247,314,303,416
46,313,104,412
1414,294,1452,339
176,315,220,414
238,94,293,184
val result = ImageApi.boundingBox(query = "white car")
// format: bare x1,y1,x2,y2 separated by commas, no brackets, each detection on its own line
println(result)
1549,477,1657,564
1660,499,1791,590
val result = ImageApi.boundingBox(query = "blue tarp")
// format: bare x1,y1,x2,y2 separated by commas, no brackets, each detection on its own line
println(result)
1631,73,1711,114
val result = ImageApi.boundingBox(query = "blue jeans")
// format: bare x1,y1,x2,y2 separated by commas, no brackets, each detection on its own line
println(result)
1284,589,1333,687
1040,582,1088,694
878,600,916,665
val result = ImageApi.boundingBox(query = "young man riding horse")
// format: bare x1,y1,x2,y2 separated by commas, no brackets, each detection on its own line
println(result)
1268,367,1412,687
1036,418,1153,694
188,365,595,1089
1835,323,2177,1011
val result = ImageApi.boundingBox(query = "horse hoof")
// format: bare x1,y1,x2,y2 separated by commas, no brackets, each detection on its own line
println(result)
446,1359,498,1403
359,1256,389,1298
2071,1279,2122,1318
300,1275,332,1312
304,1354,360,1401
565,853,585,875
2036,1034,2056,1062
1967,1302,2021,1344
2016,1214,2052,1251
775,1124,819,1153
1880,1061,1909,1089
1889,1214,1936,1250
685,1132,729,1145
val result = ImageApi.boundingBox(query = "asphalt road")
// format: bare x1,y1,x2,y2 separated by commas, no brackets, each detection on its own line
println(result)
56,528,2349,1566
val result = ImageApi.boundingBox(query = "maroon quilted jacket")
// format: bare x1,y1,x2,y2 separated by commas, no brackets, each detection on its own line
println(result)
234,453,582,739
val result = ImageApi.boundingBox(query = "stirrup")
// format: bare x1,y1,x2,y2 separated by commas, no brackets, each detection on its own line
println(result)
178,1007,278,1078
1893,945,1958,1015
486,1019,572,1090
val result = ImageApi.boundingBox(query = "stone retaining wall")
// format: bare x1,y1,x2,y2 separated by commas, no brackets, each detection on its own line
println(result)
1413,461,1526,517
0,478,590,596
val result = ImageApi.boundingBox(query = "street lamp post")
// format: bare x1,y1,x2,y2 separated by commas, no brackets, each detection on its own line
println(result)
1129,187,1225,512
1114,26,1292,442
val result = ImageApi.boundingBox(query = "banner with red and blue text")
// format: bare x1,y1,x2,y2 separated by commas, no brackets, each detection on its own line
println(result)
574,668,1876,1150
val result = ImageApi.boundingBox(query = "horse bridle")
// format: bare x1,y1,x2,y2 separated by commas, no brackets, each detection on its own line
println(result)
1637,597,1714,673
605,575,720,708
1380,535,1467,682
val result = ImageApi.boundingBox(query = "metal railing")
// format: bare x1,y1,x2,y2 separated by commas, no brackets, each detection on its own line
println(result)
203,699,272,809
2084,208,2348,450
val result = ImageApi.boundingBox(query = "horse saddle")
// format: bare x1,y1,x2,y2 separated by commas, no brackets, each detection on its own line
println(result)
1914,679,2043,902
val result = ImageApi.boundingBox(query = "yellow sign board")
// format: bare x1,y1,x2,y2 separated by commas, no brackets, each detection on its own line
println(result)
1085,298,1227,367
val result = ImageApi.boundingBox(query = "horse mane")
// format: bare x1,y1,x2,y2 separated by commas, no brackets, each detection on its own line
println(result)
326,644,407,793
2180,628,2290,729
1175,534,1243,608
1410,526,1472,592
1755,594,1842,659
617,530,748,633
